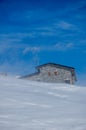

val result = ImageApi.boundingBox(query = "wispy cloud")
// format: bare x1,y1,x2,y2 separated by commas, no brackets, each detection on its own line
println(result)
0,32,35,41
31,20,78,37
0,0,85,76
55,21,75,30
39,31,57,36
0,43,23,54
23,46,41,54
23,42,74,55
63,0,86,13
0,32,36,54
54,42,74,51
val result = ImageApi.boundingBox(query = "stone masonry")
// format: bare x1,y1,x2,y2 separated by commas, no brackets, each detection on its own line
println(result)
21,63,76,84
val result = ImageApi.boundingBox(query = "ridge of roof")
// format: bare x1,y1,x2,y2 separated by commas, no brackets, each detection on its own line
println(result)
36,63,75,70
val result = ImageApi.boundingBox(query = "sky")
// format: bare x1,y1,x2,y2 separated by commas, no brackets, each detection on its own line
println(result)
0,0,86,85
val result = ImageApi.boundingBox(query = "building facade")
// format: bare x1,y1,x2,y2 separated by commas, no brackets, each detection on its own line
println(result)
21,63,77,84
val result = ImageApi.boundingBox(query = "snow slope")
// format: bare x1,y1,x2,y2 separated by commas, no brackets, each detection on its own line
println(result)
0,76,86,130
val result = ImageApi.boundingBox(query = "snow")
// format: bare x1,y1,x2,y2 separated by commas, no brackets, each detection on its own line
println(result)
0,76,86,130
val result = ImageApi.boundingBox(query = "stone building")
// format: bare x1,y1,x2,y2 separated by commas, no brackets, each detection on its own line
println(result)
21,63,77,84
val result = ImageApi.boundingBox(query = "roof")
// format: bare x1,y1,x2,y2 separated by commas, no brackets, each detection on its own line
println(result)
36,63,75,70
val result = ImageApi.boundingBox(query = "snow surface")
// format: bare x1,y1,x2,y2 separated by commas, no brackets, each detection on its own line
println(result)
0,76,86,130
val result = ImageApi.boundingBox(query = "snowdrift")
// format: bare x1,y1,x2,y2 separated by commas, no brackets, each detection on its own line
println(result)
0,76,86,130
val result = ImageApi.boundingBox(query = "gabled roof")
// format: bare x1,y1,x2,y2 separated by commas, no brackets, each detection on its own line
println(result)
36,63,75,70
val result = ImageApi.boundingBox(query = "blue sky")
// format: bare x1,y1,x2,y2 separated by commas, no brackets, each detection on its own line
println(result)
0,0,86,85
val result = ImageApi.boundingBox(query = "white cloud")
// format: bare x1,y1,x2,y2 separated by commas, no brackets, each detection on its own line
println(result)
0,41,74,56
32,26,57,37
23,43,74,55
0,32,36,54
39,31,56,36
55,43,74,51
23,46,41,54
35,27,53,31
55,21,75,30
0,43,24,54
0,32,35,40
62,0,86,14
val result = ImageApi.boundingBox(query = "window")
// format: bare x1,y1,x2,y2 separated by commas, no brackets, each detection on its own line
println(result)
54,71,58,75
48,72,51,76
65,79,70,84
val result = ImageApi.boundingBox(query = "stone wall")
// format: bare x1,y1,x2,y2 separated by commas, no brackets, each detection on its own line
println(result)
25,65,74,84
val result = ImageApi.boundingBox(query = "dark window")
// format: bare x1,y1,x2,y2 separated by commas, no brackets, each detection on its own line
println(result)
54,71,58,75
48,72,51,76
65,80,70,84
